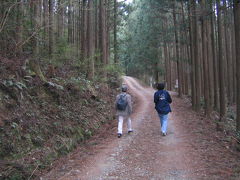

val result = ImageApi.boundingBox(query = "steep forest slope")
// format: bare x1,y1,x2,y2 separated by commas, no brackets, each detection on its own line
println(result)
0,57,120,179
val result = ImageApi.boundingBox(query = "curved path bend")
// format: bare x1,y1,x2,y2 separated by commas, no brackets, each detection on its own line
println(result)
42,76,206,180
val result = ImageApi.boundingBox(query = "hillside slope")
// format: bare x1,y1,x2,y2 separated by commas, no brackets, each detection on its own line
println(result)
0,57,120,179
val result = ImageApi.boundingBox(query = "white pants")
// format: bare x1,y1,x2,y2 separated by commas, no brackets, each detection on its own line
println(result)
118,116,132,134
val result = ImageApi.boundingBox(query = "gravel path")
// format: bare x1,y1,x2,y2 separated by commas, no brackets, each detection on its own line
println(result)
42,76,207,180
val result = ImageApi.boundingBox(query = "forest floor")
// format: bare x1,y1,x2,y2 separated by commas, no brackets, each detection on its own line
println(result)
41,76,240,180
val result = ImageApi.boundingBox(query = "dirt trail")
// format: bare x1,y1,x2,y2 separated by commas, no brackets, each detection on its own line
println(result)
42,76,208,180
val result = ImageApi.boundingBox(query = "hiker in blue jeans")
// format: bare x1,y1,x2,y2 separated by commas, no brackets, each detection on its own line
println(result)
154,83,172,136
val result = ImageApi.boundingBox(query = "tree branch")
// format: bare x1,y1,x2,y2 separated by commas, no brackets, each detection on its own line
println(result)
0,2,21,33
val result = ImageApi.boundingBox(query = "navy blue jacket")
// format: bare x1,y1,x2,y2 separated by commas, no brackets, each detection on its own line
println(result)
154,90,172,114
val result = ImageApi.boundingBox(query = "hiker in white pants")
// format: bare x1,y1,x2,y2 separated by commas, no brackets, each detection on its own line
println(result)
115,85,133,138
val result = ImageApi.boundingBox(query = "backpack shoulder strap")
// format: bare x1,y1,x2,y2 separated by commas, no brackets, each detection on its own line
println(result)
121,93,127,97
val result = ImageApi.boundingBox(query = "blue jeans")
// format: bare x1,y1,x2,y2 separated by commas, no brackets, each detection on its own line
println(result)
158,113,169,134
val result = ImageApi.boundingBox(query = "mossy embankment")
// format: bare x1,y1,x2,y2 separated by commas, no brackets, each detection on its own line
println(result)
0,57,121,180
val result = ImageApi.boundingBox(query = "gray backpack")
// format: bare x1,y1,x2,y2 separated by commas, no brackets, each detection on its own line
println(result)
116,94,128,110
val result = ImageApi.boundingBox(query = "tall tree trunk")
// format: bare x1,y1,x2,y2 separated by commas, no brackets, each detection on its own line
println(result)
113,0,117,63
168,44,172,90
16,0,23,55
192,0,201,111
68,0,72,44
94,0,99,64
106,0,110,65
201,0,210,116
43,0,48,49
77,0,82,57
154,62,159,83
184,47,189,95
180,1,189,95
99,0,107,72
87,0,95,79
188,1,196,109
211,5,220,111
223,0,232,104
217,0,226,123
207,1,214,113
226,23,234,104
164,43,170,89
57,0,64,37
81,0,87,59
172,0,182,97
232,18,237,104
233,0,240,132
0,2,5,55
72,4,75,45
31,0,39,56
49,0,54,59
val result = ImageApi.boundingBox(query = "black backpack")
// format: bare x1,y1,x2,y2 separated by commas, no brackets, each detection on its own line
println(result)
117,94,128,110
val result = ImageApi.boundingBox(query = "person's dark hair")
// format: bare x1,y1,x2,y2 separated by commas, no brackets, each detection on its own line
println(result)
122,85,128,92
157,83,165,90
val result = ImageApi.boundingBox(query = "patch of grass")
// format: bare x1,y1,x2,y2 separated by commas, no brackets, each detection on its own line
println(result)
54,136,76,155
226,106,236,121
39,151,58,169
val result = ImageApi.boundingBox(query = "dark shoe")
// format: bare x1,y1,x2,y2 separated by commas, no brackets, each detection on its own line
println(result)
118,133,122,138
128,130,133,134
162,132,167,136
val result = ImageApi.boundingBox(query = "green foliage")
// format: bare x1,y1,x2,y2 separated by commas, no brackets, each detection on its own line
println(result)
54,136,75,155
227,106,236,120
223,106,237,135
55,37,69,59
2,79,27,91
74,127,85,142
237,131,240,141
50,39,82,69
39,151,58,169
118,0,170,79
2,171,26,180
105,64,123,87
105,63,123,76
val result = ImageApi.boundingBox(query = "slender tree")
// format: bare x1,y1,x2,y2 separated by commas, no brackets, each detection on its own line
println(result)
49,0,54,58
43,0,48,50
113,0,117,63
99,0,108,67
57,0,64,37
87,0,95,79
188,1,196,109
172,0,182,97
233,0,240,132
210,2,220,110
217,0,226,122
80,0,87,59
192,0,201,111
16,0,23,55
201,0,210,116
